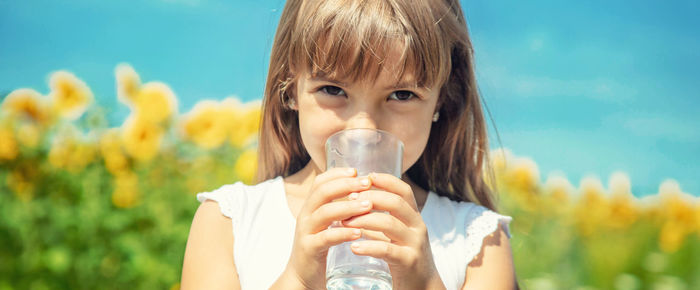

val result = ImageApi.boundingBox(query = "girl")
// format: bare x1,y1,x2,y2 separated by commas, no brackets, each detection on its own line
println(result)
182,0,517,289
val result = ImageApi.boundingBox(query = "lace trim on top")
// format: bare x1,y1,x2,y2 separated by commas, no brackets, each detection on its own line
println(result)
196,183,242,223
464,204,513,264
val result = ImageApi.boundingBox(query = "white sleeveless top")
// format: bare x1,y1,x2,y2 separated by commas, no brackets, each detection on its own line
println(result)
196,176,512,290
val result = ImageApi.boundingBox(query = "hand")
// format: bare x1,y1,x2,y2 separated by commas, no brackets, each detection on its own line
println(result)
278,168,375,289
341,173,446,290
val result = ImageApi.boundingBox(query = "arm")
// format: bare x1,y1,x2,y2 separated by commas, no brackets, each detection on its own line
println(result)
461,224,518,290
181,200,241,290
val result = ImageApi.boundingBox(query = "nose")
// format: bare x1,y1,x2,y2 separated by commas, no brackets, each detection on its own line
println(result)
344,111,379,131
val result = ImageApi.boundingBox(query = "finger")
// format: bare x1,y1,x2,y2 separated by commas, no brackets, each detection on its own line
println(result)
369,173,418,210
301,175,372,217
307,199,373,233
350,240,414,266
308,227,363,252
361,228,390,242
314,167,357,186
342,211,413,243
356,190,423,227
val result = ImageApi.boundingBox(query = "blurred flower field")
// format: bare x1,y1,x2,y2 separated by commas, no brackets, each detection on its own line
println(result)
489,150,699,289
0,65,698,289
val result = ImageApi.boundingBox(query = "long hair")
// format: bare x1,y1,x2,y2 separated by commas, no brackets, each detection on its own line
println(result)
257,0,496,211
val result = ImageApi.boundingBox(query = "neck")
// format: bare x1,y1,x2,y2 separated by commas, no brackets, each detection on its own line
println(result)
283,161,321,198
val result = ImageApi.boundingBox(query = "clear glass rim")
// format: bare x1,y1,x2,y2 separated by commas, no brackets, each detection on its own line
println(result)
325,128,405,150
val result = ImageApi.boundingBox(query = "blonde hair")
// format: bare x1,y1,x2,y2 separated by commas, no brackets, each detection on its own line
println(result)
257,0,496,211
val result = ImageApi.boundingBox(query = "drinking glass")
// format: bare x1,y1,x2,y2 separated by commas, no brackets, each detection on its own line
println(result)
325,128,403,290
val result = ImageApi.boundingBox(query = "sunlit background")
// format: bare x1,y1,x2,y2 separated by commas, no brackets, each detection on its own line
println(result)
1,0,698,289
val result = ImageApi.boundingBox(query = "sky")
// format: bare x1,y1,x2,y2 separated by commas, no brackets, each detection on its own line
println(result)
1,0,698,196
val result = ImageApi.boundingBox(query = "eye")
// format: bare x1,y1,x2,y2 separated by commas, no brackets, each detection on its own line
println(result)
320,86,346,97
388,90,417,101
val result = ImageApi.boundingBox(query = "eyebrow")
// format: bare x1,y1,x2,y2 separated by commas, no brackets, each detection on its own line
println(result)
309,76,420,90
310,76,348,87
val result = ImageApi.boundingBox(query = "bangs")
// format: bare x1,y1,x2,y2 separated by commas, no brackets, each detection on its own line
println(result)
289,0,451,89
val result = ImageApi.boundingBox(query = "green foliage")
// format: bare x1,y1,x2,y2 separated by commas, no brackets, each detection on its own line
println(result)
0,144,248,289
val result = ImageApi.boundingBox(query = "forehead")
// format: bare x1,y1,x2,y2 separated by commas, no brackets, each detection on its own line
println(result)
290,0,448,90
308,40,421,88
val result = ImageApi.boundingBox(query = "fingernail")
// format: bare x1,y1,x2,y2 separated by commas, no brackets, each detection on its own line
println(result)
360,200,370,208
348,192,359,200
347,168,356,175
360,177,370,186
353,229,361,236
351,242,360,249
369,172,377,180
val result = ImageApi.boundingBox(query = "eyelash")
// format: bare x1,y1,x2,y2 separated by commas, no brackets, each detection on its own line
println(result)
320,86,346,97
319,85,418,101
389,90,416,101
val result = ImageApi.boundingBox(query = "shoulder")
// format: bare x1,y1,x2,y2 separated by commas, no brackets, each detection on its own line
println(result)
463,222,516,289
181,178,283,289
423,193,517,289
434,196,516,289
195,176,284,220
181,200,239,289
426,193,512,240
425,193,513,264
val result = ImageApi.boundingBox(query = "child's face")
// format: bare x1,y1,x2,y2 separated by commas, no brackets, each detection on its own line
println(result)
294,49,440,175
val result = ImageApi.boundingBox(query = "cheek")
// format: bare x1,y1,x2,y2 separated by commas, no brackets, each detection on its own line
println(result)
390,118,433,174
297,106,342,171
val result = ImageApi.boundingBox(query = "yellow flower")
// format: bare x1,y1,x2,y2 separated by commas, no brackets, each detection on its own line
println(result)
180,100,228,149
505,157,540,193
575,176,609,236
225,98,261,148
579,175,606,199
659,221,687,253
500,156,540,212
489,148,513,174
48,127,97,173
638,194,663,223
541,173,574,217
659,179,682,196
0,126,19,161
133,82,178,124
16,122,41,149
48,71,93,120
659,180,695,225
608,194,638,229
543,172,574,204
72,142,97,171
100,128,130,175
121,114,163,162
115,63,141,105
7,165,38,202
48,137,70,169
657,179,696,252
608,171,631,196
606,172,638,228
2,88,52,125
234,148,258,184
111,171,141,209
485,148,513,190
695,203,700,235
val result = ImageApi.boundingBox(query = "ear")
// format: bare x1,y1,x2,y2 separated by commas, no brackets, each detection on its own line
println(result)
280,76,298,110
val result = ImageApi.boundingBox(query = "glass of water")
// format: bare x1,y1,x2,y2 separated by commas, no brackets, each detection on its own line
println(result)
325,128,404,290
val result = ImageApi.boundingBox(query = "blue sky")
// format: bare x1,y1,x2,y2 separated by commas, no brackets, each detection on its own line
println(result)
1,0,698,196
